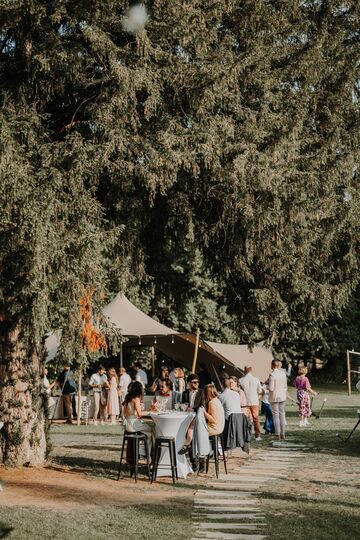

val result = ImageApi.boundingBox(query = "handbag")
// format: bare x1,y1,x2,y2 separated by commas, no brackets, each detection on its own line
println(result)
100,388,108,406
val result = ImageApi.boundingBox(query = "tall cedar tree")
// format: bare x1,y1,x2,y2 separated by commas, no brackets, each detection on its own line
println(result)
1,1,359,465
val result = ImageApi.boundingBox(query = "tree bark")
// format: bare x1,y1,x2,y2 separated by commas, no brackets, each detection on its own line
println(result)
0,326,47,467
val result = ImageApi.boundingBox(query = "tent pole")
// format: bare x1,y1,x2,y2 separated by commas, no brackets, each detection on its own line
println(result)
119,341,123,369
77,368,82,426
347,350,351,396
191,328,201,373
210,360,222,391
151,346,155,377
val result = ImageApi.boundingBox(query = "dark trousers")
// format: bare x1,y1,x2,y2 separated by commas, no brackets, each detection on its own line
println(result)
62,394,73,420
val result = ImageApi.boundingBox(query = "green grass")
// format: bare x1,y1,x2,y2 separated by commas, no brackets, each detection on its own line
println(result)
1,385,359,539
0,503,192,540
257,388,360,539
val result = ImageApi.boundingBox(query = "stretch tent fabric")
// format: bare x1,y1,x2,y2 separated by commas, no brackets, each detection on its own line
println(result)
206,341,273,383
103,293,177,338
45,293,272,382
102,294,241,380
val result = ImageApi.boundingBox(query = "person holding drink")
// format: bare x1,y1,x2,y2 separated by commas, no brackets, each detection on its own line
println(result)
153,378,181,411
89,365,108,425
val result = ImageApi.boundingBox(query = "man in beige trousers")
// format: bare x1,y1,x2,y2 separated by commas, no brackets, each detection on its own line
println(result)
268,360,288,439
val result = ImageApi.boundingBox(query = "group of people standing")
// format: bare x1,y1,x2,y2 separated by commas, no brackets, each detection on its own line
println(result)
45,358,317,436
241,361,318,439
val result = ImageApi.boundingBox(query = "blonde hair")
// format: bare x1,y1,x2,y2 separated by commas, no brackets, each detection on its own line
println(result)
176,367,185,378
108,367,119,383
298,366,308,376
204,383,218,405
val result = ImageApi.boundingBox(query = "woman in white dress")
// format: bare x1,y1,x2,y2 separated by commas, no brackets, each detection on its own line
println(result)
123,381,153,446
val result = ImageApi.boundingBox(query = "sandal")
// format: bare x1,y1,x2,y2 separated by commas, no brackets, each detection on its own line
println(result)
178,444,191,455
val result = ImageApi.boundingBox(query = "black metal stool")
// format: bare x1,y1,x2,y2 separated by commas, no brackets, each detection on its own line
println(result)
117,432,151,482
206,434,228,478
151,436,178,484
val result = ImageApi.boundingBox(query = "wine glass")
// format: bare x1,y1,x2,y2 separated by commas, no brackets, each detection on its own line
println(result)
174,402,181,411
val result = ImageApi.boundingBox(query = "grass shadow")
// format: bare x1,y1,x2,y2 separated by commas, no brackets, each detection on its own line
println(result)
50,455,120,479
287,429,360,457
0,524,13,539
260,491,360,540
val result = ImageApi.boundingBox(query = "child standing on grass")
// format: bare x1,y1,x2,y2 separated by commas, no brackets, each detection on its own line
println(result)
294,366,318,426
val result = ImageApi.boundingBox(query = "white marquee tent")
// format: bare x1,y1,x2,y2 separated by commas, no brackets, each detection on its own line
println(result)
45,293,273,382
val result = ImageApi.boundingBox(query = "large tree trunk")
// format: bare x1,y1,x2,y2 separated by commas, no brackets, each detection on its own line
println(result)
0,326,47,466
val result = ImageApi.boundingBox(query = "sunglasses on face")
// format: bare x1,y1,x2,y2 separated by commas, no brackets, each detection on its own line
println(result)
191,381,199,385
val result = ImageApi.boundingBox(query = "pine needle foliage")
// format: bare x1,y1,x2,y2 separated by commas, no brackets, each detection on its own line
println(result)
0,1,359,464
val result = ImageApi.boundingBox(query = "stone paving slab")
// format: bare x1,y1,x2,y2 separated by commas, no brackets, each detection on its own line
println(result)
195,506,260,513
194,523,265,530
266,450,303,455
207,483,259,490
193,514,265,520
230,469,287,476
195,499,258,506
217,474,277,482
197,490,256,497
232,472,287,479
191,533,267,540
272,442,307,447
205,487,258,492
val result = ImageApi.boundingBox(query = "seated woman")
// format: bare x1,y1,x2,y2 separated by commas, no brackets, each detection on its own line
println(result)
191,384,225,472
203,383,225,436
123,381,153,437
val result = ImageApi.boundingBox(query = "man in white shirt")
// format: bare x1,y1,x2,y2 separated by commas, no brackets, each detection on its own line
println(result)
219,378,242,420
119,367,132,403
239,366,263,440
268,360,288,439
89,366,108,425
134,362,148,388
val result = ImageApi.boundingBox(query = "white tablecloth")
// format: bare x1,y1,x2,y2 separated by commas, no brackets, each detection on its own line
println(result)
150,412,195,479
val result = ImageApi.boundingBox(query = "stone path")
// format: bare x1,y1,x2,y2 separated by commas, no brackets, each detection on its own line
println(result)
191,439,305,540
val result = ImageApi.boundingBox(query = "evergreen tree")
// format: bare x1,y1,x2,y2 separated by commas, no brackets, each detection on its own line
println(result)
1,1,359,466
187,1,360,343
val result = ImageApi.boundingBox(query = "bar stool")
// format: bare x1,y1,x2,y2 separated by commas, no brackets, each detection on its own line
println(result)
206,433,228,478
151,436,178,484
117,432,151,483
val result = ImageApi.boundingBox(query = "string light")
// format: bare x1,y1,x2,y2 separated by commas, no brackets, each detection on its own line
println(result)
138,336,142,345
171,335,174,344
154,336,157,344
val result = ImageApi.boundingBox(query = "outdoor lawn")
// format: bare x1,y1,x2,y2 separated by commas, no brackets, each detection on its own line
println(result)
0,385,359,539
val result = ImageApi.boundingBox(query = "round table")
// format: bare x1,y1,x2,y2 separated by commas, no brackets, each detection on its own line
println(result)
150,411,195,479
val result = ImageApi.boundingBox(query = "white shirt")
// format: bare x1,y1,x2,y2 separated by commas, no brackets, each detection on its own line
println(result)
189,389,198,409
268,368,288,402
119,373,132,395
219,389,242,420
135,369,148,387
239,373,262,406
89,373,108,392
